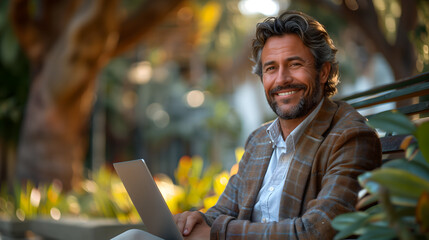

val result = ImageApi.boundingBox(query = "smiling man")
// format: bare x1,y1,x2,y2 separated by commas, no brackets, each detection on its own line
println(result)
261,33,328,136
114,10,382,240
173,10,382,239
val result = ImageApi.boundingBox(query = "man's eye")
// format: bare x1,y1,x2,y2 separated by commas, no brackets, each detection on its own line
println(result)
265,66,275,72
290,62,302,67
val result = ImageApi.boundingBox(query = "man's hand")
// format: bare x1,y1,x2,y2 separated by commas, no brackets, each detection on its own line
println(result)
173,211,210,239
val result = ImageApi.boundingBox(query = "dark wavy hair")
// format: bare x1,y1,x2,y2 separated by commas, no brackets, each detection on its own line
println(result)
251,10,339,97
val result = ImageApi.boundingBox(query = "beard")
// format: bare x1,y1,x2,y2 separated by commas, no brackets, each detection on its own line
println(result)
267,75,322,120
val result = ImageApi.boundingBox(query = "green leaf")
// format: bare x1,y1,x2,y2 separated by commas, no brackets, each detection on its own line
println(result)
416,122,429,164
359,171,371,183
356,193,378,210
357,225,397,240
367,111,416,135
332,212,368,230
390,196,418,207
364,181,382,195
383,159,429,182
369,168,429,199
366,211,386,223
364,204,383,215
359,172,380,194
332,212,369,240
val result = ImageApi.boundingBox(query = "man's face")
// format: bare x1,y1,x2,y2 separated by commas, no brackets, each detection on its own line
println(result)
261,34,328,120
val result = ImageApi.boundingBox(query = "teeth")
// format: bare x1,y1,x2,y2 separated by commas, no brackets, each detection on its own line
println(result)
278,91,297,96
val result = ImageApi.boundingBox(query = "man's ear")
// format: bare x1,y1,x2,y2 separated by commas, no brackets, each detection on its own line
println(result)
319,62,330,84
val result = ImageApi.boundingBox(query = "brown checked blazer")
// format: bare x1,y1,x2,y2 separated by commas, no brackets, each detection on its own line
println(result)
204,98,382,239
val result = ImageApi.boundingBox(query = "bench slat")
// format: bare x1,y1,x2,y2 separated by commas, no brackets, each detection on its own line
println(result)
364,101,429,118
339,72,428,157
350,82,429,109
380,134,407,154
341,71,429,101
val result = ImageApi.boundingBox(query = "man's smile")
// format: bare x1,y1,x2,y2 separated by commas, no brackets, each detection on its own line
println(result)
277,90,298,96
270,85,307,99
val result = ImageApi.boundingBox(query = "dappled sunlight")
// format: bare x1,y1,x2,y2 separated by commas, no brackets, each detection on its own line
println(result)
154,174,185,215
1,2,429,239
0,148,245,223
238,0,281,16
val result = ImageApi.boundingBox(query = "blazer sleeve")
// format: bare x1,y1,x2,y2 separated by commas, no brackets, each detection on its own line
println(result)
203,127,260,226
207,124,381,239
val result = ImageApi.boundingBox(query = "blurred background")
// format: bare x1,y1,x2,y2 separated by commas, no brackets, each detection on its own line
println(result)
0,0,428,206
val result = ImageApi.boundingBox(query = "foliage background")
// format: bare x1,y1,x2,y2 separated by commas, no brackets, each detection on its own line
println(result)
0,0,428,221
332,111,429,239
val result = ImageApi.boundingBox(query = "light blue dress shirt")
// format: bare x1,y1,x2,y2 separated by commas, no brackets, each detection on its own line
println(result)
251,99,324,223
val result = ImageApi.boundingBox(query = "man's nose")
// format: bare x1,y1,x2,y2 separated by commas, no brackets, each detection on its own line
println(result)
276,66,292,85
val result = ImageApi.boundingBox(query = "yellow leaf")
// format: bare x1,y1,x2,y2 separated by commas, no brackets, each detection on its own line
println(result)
416,191,429,233
235,147,244,163
196,1,222,45
190,155,203,179
175,156,193,185
214,171,229,196
203,195,219,212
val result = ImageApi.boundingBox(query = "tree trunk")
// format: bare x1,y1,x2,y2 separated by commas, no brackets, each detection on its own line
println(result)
10,0,184,190
14,0,120,190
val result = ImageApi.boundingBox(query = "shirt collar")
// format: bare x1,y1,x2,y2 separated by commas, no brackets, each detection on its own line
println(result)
267,98,324,148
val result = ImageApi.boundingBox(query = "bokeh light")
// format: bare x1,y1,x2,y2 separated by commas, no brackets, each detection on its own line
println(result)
16,209,25,221
127,61,153,84
186,90,205,108
30,188,41,207
146,103,170,128
50,207,61,220
238,0,279,16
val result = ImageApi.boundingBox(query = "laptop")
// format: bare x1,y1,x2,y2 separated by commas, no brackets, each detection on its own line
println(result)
113,159,184,240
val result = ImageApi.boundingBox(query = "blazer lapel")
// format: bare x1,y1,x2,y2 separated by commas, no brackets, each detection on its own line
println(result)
279,99,338,218
240,131,273,219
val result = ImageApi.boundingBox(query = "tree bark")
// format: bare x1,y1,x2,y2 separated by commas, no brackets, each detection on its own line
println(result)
13,0,120,190
11,0,183,190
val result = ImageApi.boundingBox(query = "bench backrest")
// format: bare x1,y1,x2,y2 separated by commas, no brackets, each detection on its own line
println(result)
338,71,429,161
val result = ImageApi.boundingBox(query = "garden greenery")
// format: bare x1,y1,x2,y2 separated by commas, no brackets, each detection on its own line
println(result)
332,111,429,240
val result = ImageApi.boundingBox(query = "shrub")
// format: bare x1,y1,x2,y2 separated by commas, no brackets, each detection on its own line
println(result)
332,111,429,240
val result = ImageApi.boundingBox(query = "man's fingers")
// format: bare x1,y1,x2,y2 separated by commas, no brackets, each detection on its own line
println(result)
174,211,190,234
173,211,204,236
183,212,199,235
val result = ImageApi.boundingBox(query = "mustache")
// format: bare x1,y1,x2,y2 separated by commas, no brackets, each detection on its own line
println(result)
269,84,307,95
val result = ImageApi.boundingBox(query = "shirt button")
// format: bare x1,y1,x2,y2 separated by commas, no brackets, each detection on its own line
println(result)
269,186,274,192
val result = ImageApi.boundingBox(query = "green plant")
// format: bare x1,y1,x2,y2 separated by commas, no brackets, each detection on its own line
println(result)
71,166,140,223
0,180,65,221
0,149,244,224
0,167,140,223
332,111,429,240
153,149,244,214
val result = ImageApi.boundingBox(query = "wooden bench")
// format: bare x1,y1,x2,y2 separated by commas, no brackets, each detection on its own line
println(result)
338,71,429,162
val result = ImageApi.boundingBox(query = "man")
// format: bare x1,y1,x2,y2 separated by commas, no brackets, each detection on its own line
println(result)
114,10,381,240
173,10,381,239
